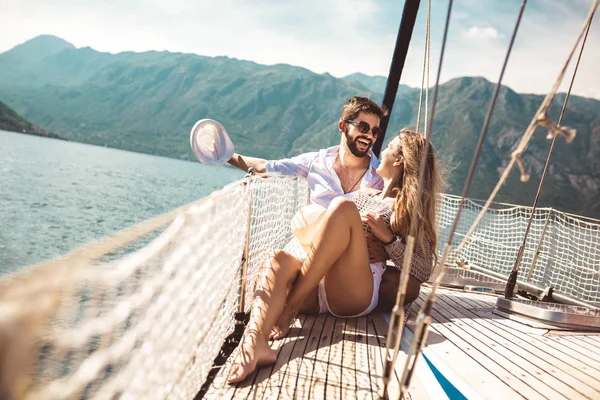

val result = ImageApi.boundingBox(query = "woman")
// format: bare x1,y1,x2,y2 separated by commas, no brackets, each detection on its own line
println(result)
228,129,443,383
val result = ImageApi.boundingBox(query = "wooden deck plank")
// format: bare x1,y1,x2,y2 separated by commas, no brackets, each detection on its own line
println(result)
370,313,433,400
213,314,313,400
355,316,374,400
321,317,348,399
401,318,523,400
457,293,600,383
440,291,600,397
203,308,441,399
256,315,309,399
482,307,600,370
280,313,321,399
571,336,600,352
370,314,401,400
323,316,345,398
543,335,600,371
432,291,596,399
491,310,558,334
414,292,559,399
310,314,337,399
340,317,358,399
365,315,385,398
201,359,234,400
556,336,600,359
583,335,600,343
223,315,311,400
413,293,542,399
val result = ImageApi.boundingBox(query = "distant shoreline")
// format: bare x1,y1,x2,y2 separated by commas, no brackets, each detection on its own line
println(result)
1,126,64,140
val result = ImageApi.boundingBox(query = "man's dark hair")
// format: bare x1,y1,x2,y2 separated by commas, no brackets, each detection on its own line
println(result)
340,96,389,123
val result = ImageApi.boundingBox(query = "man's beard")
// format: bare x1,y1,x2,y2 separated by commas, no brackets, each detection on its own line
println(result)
344,131,371,157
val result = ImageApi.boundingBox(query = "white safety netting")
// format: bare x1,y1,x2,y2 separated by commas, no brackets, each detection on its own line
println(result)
0,175,308,400
243,177,310,310
3,179,599,399
438,194,600,305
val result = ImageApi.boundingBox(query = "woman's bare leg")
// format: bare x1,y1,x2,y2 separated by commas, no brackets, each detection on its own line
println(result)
280,197,374,327
230,197,375,382
228,250,313,383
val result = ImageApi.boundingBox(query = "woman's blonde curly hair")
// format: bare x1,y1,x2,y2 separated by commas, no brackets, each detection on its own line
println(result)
389,129,444,264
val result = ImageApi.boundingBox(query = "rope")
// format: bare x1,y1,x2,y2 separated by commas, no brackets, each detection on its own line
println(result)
506,8,595,297
382,1,453,398
381,0,530,397
442,192,600,223
397,3,530,397
442,0,528,261
398,0,454,392
454,0,600,258
415,0,431,133
425,11,431,135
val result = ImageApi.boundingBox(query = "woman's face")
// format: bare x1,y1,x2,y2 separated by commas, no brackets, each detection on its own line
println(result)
377,136,402,178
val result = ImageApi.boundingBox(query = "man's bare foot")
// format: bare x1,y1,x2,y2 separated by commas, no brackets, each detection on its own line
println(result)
269,305,298,340
228,332,277,384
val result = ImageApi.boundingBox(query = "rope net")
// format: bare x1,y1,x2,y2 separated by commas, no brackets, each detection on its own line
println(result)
438,194,600,305
2,175,599,398
0,175,308,400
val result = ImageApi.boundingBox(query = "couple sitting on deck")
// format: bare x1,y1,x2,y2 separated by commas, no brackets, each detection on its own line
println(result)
227,96,443,383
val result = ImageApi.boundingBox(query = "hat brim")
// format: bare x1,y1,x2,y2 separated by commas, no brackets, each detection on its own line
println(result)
190,119,235,166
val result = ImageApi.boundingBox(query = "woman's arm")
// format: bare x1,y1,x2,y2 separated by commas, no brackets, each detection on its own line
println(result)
359,203,434,282
384,238,434,283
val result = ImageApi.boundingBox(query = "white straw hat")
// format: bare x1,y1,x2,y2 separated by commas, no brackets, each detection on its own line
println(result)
190,119,235,166
291,204,327,252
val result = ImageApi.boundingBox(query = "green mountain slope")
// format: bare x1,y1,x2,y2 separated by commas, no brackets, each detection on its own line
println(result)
1,35,599,218
342,72,415,95
0,99,59,138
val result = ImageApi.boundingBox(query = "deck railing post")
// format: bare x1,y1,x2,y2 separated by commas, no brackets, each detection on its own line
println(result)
526,209,553,282
236,168,256,323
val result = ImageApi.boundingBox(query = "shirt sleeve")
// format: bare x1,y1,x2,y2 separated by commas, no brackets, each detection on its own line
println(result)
385,237,434,283
265,151,318,179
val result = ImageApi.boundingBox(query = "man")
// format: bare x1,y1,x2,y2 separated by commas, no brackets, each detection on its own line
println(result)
228,96,420,310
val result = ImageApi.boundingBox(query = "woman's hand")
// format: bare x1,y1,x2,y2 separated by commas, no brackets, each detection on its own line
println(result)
366,233,387,263
361,212,395,244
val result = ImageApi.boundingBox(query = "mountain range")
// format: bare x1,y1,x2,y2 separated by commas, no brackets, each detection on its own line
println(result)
1,35,599,218
0,99,58,138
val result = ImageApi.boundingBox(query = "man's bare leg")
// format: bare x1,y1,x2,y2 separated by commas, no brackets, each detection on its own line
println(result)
376,268,421,312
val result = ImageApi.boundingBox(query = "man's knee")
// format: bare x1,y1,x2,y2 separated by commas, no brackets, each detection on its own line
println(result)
377,268,421,311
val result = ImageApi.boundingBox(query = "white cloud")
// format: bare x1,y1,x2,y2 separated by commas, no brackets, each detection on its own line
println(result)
465,26,500,39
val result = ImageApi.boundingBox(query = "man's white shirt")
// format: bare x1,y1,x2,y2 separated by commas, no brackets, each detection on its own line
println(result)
265,145,384,208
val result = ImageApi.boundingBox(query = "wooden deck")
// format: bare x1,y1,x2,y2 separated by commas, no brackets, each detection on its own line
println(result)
203,312,431,399
412,286,600,400
203,286,600,400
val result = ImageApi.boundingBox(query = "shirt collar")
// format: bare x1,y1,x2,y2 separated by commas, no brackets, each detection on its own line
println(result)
325,145,380,184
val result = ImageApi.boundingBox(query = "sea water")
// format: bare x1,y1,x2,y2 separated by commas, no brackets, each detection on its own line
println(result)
0,130,244,274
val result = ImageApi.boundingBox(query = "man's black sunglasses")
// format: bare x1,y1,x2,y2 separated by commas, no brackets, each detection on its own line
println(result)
344,120,382,138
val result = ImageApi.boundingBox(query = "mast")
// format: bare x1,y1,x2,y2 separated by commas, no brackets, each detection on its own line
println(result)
373,0,421,157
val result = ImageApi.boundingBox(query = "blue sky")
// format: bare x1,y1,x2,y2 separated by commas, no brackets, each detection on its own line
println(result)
1,0,599,99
